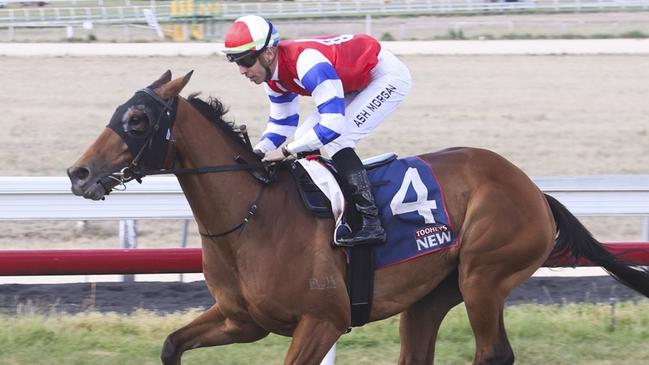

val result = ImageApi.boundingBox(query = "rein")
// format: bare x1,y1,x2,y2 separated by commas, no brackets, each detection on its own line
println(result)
111,160,271,186
111,162,272,239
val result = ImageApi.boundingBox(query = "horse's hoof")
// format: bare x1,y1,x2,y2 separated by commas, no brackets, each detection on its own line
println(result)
161,335,180,365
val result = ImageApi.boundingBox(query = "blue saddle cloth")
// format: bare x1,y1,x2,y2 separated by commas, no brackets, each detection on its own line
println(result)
368,156,458,269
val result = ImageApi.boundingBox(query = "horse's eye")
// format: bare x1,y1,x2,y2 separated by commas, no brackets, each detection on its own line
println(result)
127,112,150,136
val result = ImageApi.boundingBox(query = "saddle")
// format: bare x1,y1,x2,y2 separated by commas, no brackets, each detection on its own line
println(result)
288,152,397,220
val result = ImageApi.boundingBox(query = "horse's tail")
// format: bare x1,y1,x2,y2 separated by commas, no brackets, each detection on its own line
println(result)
545,193,649,298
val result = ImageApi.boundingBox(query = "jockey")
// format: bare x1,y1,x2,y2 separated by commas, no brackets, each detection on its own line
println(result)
223,15,412,246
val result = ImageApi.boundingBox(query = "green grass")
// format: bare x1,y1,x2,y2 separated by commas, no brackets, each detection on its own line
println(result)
2,302,649,364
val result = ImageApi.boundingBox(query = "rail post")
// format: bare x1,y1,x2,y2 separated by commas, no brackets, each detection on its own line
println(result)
365,14,372,36
119,219,137,282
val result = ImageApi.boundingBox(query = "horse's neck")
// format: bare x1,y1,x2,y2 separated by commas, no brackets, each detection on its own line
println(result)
171,100,259,238
170,100,335,287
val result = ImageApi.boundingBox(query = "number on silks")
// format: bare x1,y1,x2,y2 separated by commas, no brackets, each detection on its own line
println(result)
294,35,354,46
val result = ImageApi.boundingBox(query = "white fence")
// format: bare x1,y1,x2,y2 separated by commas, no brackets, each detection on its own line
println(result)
1,174,648,257
0,176,192,220
3,0,649,28
0,4,166,27
211,0,649,18
2,174,649,222
533,175,649,217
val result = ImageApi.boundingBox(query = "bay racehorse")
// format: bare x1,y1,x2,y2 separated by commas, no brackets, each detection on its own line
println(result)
67,71,649,365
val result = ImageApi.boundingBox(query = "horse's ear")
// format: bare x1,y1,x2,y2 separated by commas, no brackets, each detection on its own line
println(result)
147,70,172,89
156,70,193,100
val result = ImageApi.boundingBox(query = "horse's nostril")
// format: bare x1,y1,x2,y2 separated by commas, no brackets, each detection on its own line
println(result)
70,166,90,182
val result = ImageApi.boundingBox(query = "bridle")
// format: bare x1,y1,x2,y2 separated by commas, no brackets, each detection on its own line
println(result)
103,87,275,238
104,88,177,187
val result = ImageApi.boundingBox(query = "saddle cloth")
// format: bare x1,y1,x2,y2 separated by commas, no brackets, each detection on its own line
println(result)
296,155,458,269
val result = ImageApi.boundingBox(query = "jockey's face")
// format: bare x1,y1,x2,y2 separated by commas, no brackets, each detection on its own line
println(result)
238,47,276,85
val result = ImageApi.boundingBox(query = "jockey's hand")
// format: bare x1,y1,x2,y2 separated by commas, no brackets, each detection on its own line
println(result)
262,147,291,162
253,149,265,159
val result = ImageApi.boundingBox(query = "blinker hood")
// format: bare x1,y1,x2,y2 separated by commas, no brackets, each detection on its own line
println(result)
106,90,179,170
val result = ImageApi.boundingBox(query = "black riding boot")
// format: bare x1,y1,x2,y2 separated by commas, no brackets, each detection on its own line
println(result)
332,148,386,246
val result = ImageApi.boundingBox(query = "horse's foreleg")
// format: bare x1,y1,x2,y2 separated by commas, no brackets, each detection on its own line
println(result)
161,303,269,365
397,270,463,365
284,315,346,365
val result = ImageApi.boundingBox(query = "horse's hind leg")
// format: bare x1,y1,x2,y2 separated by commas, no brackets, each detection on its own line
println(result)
161,303,269,365
461,280,513,365
398,270,463,365
459,187,554,364
461,245,550,365
460,238,547,365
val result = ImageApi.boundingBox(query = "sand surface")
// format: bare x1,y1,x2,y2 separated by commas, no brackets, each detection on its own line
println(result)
1,53,648,249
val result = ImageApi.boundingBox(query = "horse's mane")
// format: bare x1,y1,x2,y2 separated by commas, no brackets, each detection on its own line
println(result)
186,93,252,151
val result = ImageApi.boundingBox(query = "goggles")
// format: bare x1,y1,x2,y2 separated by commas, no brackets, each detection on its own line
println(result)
227,51,260,68
226,22,273,68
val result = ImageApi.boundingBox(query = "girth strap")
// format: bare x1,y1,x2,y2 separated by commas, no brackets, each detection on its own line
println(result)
348,245,374,327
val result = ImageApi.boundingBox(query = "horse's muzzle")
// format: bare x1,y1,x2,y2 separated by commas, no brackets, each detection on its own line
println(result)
67,165,113,201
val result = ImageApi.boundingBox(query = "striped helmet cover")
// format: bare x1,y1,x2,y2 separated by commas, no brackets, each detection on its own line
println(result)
223,15,280,55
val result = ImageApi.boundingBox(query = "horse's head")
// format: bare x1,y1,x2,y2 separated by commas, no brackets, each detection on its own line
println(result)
67,70,193,200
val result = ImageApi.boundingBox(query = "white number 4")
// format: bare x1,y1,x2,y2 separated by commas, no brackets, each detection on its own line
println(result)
389,168,438,223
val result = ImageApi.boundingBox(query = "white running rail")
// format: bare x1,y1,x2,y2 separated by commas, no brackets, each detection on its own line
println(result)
2,175,649,220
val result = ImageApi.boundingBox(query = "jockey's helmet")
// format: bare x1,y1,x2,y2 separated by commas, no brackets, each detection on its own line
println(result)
223,15,280,67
